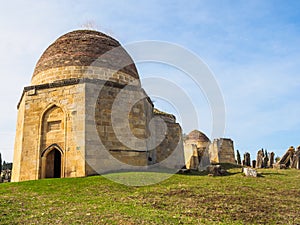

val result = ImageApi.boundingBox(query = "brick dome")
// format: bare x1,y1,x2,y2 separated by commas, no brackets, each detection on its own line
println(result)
187,130,210,142
31,30,139,85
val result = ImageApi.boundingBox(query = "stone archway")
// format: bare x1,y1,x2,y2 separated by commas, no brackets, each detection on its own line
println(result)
41,145,63,179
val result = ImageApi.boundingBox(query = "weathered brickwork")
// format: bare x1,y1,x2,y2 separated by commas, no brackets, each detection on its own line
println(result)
209,138,236,164
152,111,183,163
32,30,138,82
183,130,210,169
31,66,139,87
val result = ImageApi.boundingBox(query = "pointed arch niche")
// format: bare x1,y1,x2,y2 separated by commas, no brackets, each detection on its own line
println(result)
40,105,66,178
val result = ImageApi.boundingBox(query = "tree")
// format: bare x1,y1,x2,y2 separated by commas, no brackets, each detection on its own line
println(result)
236,150,241,165
0,152,2,172
2,161,6,170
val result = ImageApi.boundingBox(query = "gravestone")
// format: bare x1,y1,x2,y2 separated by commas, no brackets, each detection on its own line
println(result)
252,160,256,168
244,152,251,167
256,149,264,168
263,156,269,168
276,146,295,168
243,168,257,177
236,150,242,165
269,152,274,168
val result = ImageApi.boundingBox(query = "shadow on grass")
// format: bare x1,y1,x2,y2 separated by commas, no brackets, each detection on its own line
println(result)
177,163,243,177
217,163,243,170
177,170,242,177
259,172,286,176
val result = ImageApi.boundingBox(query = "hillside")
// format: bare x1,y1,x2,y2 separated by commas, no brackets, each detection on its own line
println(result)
0,168,299,224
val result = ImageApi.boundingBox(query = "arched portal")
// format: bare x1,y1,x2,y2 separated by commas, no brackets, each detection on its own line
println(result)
40,105,65,179
41,145,63,179
45,148,61,178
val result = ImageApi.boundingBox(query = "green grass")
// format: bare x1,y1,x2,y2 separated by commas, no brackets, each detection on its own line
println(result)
0,168,300,224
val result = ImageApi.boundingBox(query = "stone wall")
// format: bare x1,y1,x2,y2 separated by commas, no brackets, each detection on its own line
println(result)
208,140,219,164
184,141,210,169
217,138,236,164
184,144,200,169
85,80,151,174
11,95,25,182
31,66,139,87
155,120,183,165
84,81,184,174
208,138,236,164
12,80,86,182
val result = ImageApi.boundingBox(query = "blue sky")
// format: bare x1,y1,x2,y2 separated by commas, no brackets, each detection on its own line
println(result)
1,0,300,162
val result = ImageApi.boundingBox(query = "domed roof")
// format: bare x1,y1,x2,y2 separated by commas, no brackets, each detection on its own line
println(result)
187,130,210,142
31,30,139,85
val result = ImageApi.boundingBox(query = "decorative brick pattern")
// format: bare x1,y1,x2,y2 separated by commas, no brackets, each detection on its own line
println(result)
33,30,138,81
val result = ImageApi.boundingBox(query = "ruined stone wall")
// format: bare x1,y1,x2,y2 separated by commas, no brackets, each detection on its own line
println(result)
183,144,198,169
208,138,236,164
217,138,236,164
209,140,219,164
184,140,210,169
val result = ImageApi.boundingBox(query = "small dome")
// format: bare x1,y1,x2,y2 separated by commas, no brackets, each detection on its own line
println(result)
187,130,210,142
31,30,139,85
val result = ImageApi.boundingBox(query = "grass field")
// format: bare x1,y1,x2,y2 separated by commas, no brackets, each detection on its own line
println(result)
0,168,299,224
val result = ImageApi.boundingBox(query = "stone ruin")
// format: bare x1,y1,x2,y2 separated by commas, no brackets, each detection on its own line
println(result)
209,138,236,165
183,130,210,170
183,130,236,171
275,146,300,169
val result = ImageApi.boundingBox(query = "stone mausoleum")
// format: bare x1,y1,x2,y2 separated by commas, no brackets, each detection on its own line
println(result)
184,130,236,170
12,30,184,182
